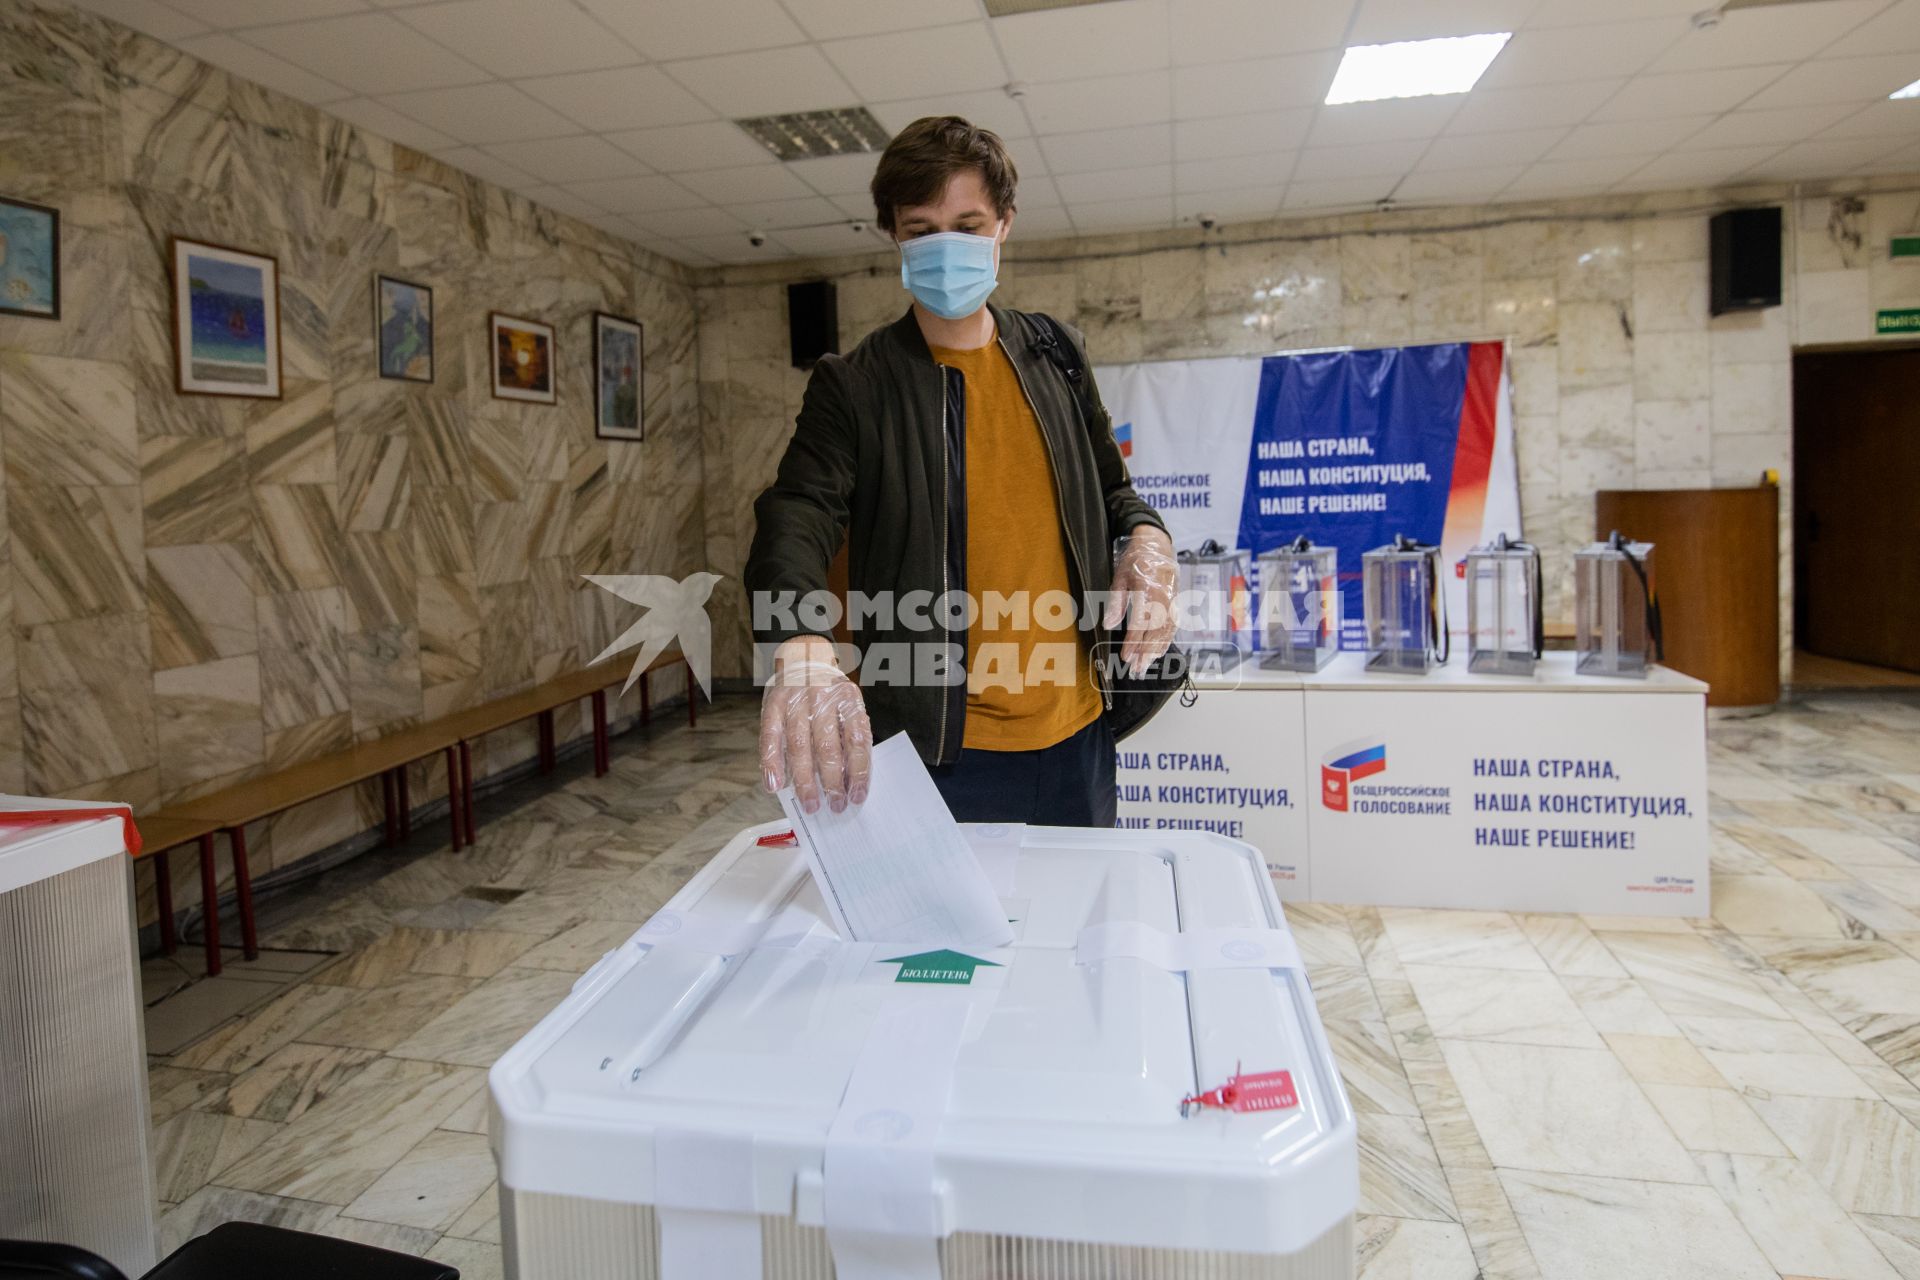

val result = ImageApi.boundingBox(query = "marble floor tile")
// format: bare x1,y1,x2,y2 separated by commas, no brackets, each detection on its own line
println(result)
147,1064,230,1125
1599,931,1789,1022
1304,963,1385,1022
216,1056,485,1206
426,1236,503,1280
1746,1094,1920,1216
1405,964,1604,1050
1753,937,1920,1017
1711,874,1854,937
1580,914,1695,934
152,1108,281,1203
1514,914,1626,978
445,1180,501,1244
1359,1112,1457,1222
1853,1213,1920,1280
388,967,579,1068
1436,1163,1541,1280
166,982,361,1074
158,1185,341,1258
1328,1018,1422,1117
1286,901,1366,967
1697,1152,1903,1280
215,1041,383,1124
1792,829,1920,871
1557,975,1683,1036
1440,1039,1701,1184
143,974,289,1057
409,928,545,978
299,975,482,1052
1601,1033,1726,1088
342,1129,495,1231
1354,1215,1480,1280
1500,1169,1776,1280
437,1087,489,1136
1640,1085,1789,1156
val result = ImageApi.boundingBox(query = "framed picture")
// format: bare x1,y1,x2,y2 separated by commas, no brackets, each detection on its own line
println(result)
376,273,433,383
169,235,281,399
490,310,555,405
594,311,643,441
0,196,60,320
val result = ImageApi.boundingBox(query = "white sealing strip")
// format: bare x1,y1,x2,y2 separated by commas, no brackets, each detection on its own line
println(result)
655,1128,762,1280
823,992,976,1280
1075,920,1305,973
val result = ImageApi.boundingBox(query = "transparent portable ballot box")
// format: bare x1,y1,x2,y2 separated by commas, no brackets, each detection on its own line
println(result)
1362,536,1448,674
1575,531,1660,678
491,822,1358,1280
1257,537,1341,672
1465,533,1542,676
1175,540,1252,663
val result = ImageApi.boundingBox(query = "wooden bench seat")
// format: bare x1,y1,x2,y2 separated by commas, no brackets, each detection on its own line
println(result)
133,650,695,975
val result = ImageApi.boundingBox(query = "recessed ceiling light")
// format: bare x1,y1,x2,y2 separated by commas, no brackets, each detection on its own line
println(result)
736,108,890,161
1892,77,1920,100
1324,33,1513,106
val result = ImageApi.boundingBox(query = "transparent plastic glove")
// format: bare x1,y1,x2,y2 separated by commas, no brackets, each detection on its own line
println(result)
1101,525,1178,675
758,638,873,815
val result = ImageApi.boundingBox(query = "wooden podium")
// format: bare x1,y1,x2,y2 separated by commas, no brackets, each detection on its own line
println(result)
1594,487,1779,709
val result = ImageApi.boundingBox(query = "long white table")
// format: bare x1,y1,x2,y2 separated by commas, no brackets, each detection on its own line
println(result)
1117,651,1710,917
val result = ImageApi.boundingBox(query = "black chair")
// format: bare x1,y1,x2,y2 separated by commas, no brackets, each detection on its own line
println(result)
0,1224,458,1280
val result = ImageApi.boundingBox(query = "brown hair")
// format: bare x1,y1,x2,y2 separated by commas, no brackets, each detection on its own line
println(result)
870,116,1018,234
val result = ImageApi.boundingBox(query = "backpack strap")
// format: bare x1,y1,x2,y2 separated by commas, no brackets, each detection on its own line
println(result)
1028,312,1094,424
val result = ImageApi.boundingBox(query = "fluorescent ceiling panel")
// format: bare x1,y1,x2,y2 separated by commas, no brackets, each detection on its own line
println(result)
1324,33,1512,105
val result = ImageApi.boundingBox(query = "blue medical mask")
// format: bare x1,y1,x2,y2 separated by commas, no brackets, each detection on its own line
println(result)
898,227,1000,320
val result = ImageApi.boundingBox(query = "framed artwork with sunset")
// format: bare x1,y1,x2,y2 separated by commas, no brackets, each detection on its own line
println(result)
490,310,554,405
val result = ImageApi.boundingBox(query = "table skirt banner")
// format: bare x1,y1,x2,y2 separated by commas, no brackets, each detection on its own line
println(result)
1116,689,1311,900
1115,667,1710,917
1097,340,1519,643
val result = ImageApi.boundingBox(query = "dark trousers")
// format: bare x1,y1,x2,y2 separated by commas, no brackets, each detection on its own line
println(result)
930,716,1118,827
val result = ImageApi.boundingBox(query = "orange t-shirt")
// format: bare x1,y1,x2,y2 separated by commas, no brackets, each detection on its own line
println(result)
930,339,1103,752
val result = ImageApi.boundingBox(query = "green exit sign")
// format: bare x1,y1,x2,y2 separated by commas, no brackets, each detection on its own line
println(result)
1894,235,1920,259
1878,308,1920,334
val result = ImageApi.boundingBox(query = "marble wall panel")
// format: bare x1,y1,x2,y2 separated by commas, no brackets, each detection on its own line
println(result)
256,587,349,735
147,541,256,669
152,653,263,792
19,611,156,793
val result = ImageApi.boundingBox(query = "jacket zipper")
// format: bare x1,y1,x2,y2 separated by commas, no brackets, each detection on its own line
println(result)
936,369,952,764
998,336,1112,712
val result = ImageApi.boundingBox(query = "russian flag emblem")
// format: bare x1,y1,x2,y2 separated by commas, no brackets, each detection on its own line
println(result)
1114,420,1133,458
1321,739,1387,811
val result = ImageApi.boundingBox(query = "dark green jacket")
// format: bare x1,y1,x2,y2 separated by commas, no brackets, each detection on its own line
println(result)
745,304,1165,767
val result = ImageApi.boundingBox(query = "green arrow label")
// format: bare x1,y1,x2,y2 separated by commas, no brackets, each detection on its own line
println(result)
882,949,1002,985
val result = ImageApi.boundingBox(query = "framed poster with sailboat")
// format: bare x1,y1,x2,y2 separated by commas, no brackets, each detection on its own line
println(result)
169,235,282,399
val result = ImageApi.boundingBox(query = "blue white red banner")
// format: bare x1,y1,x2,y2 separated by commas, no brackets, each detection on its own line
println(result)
1099,342,1520,645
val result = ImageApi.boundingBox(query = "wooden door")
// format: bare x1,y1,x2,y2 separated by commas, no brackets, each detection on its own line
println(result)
1793,348,1920,674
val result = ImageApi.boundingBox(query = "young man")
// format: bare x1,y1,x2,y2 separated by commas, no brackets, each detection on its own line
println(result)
746,116,1175,824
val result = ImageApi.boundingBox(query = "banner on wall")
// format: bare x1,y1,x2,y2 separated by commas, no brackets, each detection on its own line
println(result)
1098,342,1520,645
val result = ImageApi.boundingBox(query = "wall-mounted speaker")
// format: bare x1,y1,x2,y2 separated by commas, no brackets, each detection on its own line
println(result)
788,280,838,369
1709,207,1782,316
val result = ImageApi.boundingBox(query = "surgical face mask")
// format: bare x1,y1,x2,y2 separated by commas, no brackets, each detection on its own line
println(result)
898,227,1000,320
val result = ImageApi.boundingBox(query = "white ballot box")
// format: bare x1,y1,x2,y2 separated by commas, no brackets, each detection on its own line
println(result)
490,822,1356,1280
0,799,157,1275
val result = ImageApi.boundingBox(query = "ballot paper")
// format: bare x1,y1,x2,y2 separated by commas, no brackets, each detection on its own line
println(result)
778,733,1014,950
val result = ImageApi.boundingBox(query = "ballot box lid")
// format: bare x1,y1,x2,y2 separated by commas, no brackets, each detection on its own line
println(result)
489,822,1356,1256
